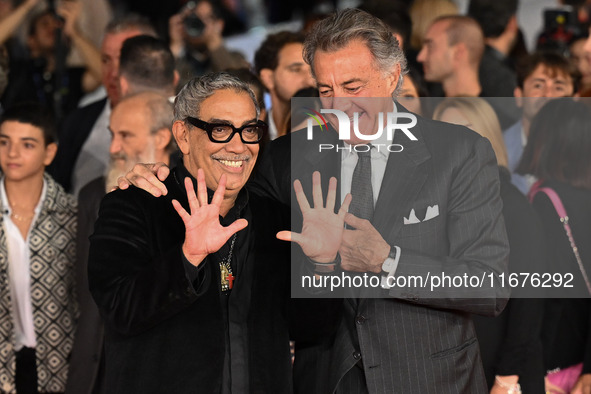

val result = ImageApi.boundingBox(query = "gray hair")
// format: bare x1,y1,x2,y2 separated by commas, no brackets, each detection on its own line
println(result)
173,72,260,123
117,91,177,154
145,95,177,154
302,8,407,96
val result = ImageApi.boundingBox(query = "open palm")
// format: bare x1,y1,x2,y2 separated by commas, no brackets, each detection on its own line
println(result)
277,171,351,262
172,169,248,266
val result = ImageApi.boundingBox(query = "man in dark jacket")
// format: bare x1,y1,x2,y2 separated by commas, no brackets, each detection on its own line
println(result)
88,72,300,393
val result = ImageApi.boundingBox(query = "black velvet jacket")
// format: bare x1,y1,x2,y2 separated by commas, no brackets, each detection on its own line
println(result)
88,164,294,393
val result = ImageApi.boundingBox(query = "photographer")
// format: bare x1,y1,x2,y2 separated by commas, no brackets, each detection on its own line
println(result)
0,0,101,122
168,0,247,88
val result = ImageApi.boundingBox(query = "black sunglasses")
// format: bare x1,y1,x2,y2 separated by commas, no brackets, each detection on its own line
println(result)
185,117,267,144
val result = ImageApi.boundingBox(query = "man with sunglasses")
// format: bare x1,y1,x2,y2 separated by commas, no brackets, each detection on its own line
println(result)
87,72,302,393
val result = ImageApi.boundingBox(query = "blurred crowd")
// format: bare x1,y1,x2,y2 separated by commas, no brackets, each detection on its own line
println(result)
0,0,590,393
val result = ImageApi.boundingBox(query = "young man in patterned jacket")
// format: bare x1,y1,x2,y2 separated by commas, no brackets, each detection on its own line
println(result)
0,103,78,393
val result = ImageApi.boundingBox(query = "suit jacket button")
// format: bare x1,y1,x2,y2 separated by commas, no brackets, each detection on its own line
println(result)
355,315,366,325
353,351,362,360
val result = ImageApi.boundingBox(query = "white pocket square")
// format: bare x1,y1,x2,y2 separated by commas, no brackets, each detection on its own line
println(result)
423,205,439,221
404,209,420,225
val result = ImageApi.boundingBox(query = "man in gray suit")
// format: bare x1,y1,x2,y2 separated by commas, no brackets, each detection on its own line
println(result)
285,10,509,394
270,12,509,393
120,9,510,393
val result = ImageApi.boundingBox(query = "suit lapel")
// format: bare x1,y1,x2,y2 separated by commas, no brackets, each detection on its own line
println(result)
373,119,431,240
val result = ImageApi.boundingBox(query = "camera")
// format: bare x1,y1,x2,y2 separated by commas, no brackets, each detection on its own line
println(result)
182,1,205,38
536,7,582,56
183,13,205,38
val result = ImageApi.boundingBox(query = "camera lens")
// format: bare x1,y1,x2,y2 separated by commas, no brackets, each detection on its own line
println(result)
183,14,205,38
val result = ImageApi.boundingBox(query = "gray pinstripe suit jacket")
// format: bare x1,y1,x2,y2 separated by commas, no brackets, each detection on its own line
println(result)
252,112,510,394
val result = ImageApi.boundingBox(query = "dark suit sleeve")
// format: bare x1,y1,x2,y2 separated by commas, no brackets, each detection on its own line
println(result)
88,189,208,336
49,99,106,192
494,184,545,384
249,134,292,204
387,137,510,316
495,298,544,370
48,112,77,191
66,179,104,394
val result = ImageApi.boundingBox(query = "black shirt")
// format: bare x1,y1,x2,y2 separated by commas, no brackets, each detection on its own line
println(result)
176,163,251,393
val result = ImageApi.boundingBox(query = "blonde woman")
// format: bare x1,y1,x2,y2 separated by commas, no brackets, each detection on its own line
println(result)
434,97,545,393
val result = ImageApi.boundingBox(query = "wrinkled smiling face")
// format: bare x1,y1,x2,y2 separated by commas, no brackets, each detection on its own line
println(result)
313,39,399,145
179,89,259,198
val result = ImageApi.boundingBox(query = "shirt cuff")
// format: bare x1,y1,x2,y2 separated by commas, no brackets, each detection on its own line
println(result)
182,252,207,284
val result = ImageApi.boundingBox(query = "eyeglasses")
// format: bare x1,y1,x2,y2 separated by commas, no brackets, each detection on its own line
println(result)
185,117,266,144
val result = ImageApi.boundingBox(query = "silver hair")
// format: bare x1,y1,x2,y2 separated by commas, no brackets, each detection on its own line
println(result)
302,8,408,97
144,95,177,154
173,72,260,123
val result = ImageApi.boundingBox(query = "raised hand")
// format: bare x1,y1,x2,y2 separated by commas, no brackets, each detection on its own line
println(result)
172,169,248,266
277,171,351,262
24,0,41,8
57,0,81,38
200,16,224,51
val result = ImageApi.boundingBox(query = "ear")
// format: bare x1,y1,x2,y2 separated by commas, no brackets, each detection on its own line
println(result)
172,121,190,155
215,19,225,34
173,70,180,90
119,75,129,99
387,63,402,94
506,15,518,35
155,127,173,151
514,86,523,107
453,43,465,63
259,68,274,92
392,32,404,50
43,142,58,166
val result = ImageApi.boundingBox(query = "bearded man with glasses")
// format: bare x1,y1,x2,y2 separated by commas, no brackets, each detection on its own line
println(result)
86,72,329,393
